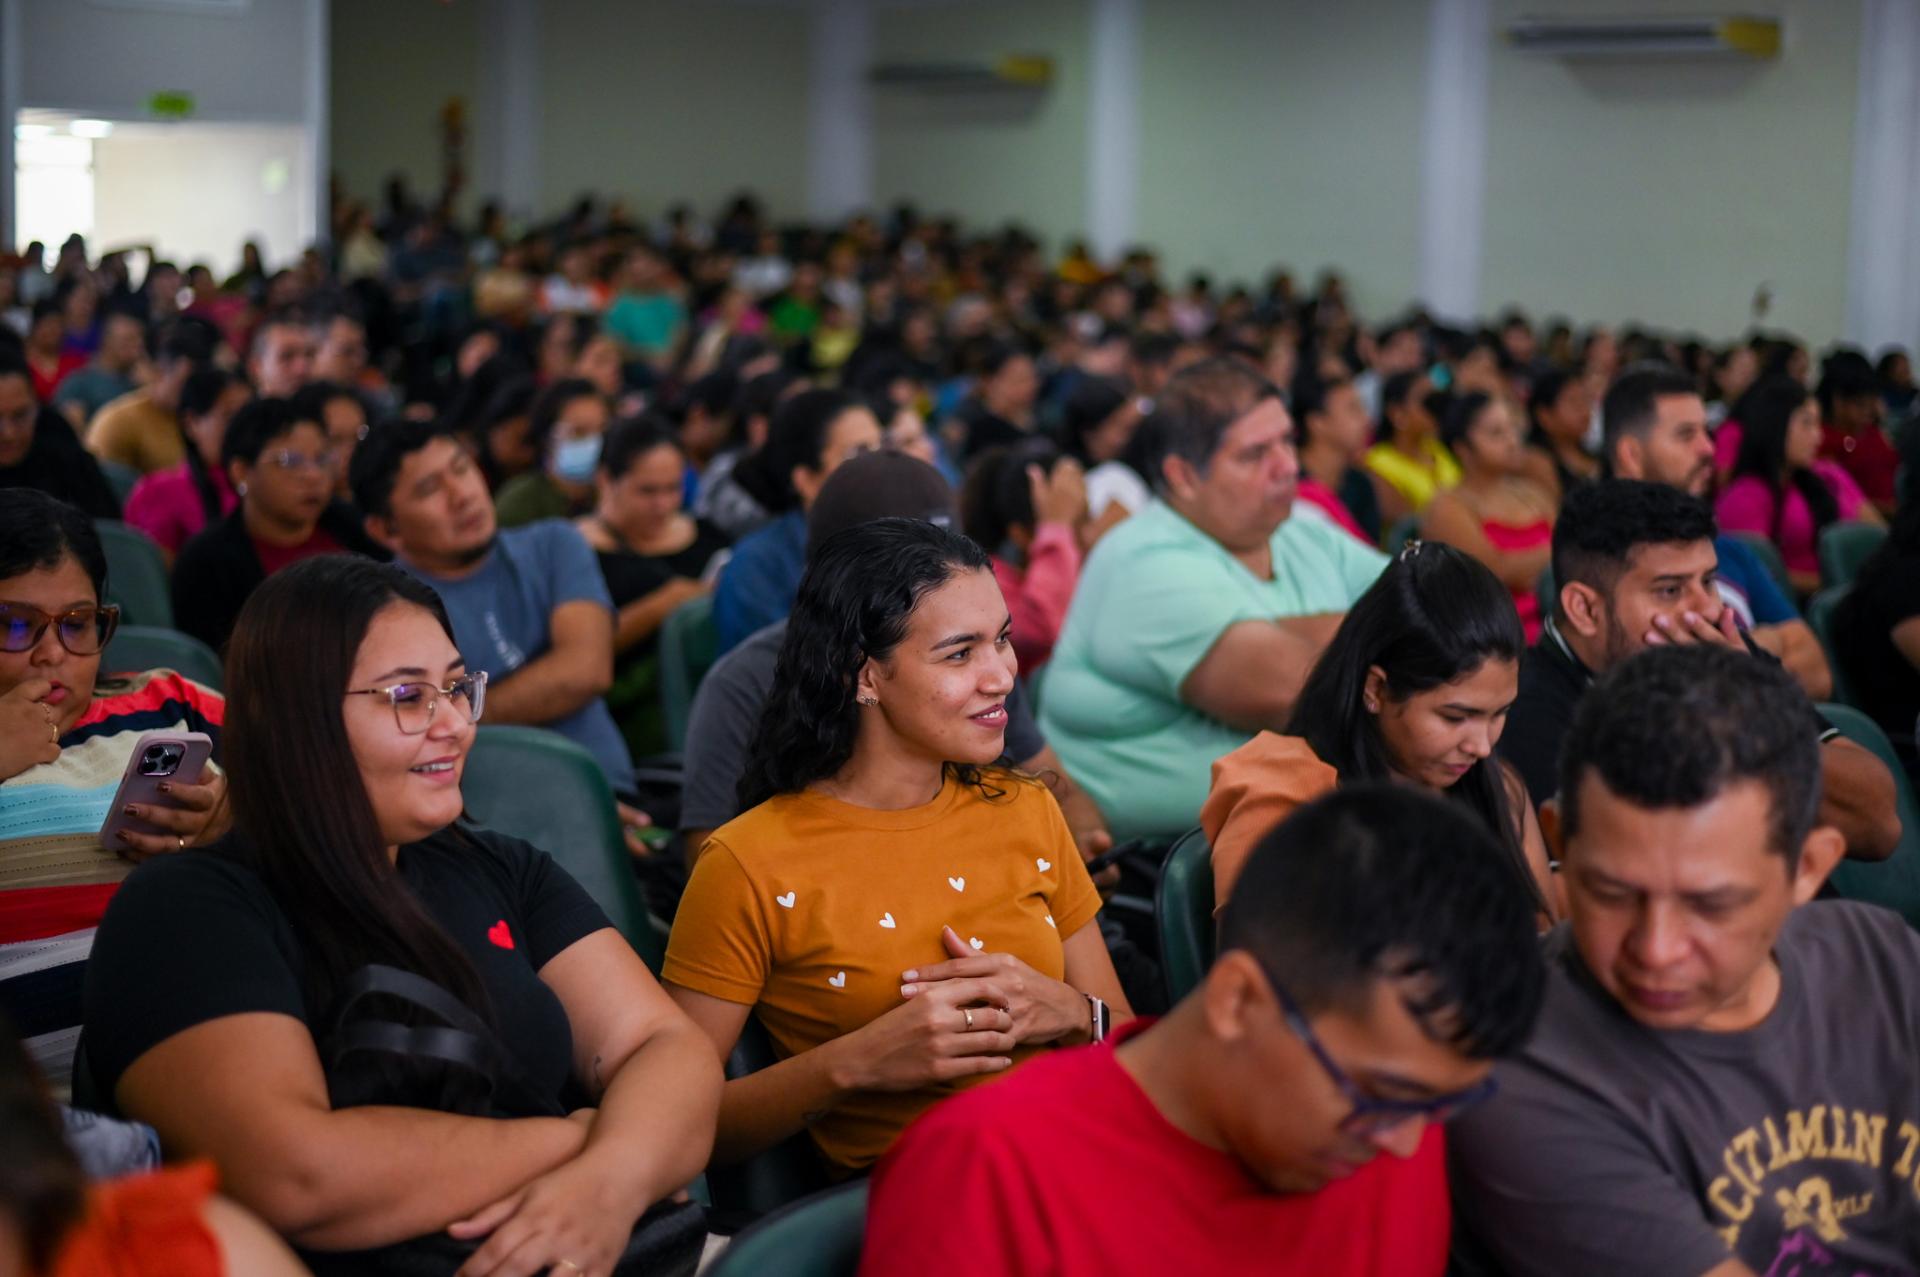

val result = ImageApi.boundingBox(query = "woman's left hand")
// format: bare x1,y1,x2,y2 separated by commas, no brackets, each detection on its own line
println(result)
115,763,230,862
448,1157,650,1277
901,927,1090,1047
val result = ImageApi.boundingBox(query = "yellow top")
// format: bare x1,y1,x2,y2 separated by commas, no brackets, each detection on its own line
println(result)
664,771,1101,1174
85,390,183,475
1364,438,1462,513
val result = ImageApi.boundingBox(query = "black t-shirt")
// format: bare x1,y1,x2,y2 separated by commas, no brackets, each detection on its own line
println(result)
594,519,731,610
1834,546,1920,743
83,825,611,1106
1498,630,1591,810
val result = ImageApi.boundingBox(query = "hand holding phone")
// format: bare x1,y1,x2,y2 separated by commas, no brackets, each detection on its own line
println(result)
99,731,221,861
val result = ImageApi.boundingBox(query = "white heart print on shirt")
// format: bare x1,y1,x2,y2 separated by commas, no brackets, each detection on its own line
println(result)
829,971,847,988
947,876,966,892
1036,858,1051,872
776,891,796,909
879,913,896,929
969,937,984,950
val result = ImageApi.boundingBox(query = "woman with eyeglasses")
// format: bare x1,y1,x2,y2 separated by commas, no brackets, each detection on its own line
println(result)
0,489,227,1093
1201,542,1560,923
291,381,372,504
84,554,721,1275
170,397,386,653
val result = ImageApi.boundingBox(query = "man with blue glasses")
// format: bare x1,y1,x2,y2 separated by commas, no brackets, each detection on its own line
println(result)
859,784,1546,1276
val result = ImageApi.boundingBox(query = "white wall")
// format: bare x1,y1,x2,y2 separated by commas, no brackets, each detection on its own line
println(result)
1479,0,1862,343
91,122,314,271
872,0,1091,245
1134,0,1429,321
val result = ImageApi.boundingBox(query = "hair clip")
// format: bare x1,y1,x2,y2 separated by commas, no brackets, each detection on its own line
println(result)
1397,539,1424,562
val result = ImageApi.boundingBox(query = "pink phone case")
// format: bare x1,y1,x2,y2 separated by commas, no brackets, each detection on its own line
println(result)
98,730,214,849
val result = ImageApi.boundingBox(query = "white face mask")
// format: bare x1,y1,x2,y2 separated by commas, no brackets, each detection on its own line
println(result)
551,434,602,483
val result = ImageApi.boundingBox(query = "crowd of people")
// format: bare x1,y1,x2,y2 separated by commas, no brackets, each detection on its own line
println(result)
1,180,1918,1276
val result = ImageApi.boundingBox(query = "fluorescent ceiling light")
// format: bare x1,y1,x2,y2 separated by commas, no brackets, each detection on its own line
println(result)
70,119,114,138
13,124,52,139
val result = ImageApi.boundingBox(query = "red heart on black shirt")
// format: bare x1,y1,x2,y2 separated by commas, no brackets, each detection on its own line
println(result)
487,920,514,950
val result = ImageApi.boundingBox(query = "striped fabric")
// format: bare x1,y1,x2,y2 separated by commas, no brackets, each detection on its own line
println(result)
0,668,223,1097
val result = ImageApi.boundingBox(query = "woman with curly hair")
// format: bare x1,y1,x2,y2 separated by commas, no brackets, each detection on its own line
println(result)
663,517,1131,1178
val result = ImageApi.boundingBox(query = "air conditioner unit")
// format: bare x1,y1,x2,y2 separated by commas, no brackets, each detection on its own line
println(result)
869,56,1054,90
1505,15,1780,59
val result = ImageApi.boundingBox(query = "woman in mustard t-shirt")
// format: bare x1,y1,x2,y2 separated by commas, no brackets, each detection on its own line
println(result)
664,517,1132,1176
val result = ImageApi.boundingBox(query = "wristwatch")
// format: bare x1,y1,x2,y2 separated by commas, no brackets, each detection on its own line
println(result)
1085,994,1110,1045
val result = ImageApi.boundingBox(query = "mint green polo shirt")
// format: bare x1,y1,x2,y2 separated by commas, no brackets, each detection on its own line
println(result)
1038,502,1387,839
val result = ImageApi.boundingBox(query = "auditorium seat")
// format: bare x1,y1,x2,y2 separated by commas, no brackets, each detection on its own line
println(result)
705,1182,867,1277
460,725,666,970
659,594,719,753
1818,522,1887,589
1819,703,1920,928
1154,827,1215,1003
705,1015,830,1223
95,520,174,629
1805,586,1857,707
102,625,224,691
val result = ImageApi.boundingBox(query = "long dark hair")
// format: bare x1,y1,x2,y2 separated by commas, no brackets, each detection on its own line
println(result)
960,438,1060,552
177,366,240,522
0,1015,85,1273
1730,377,1839,540
738,517,997,809
1285,542,1544,912
222,554,490,1019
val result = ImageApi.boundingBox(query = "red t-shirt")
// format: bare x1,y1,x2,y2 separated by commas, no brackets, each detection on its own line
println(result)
252,524,343,576
1821,422,1898,507
860,1018,1450,1277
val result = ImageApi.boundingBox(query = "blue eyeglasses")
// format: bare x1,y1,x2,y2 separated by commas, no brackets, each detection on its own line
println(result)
1265,968,1498,1136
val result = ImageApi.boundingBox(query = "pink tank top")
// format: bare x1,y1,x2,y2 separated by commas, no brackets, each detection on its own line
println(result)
1483,518,1552,642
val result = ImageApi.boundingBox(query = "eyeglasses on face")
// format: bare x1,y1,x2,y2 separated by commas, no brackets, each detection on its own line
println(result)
0,602,121,655
343,671,488,735
1263,963,1498,1136
262,448,338,473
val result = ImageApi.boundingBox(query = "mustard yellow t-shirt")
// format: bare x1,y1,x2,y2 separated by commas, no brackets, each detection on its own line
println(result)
663,770,1102,1173
85,390,183,475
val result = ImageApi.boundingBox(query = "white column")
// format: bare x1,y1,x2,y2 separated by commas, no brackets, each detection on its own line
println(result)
1,0,21,253
475,0,541,220
1417,0,1491,322
806,0,873,222
304,0,329,249
1085,0,1139,260
1844,0,1920,352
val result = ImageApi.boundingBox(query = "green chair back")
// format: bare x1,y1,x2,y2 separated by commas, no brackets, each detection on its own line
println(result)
659,594,719,752
102,625,224,691
1805,586,1858,708
1535,564,1556,626
705,1183,867,1277
1729,531,1792,598
1154,827,1215,1003
1818,703,1920,928
1818,523,1887,589
1385,514,1421,554
461,725,664,970
95,520,173,629
98,459,140,507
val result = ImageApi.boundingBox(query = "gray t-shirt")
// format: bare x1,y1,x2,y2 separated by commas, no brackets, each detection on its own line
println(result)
679,619,1046,832
1450,900,1920,1277
401,521,636,792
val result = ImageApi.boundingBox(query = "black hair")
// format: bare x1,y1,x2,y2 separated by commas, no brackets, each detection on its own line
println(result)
1728,377,1839,538
960,438,1063,551
1550,480,1717,617
739,518,998,809
0,1015,86,1272
1134,357,1279,493
178,366,244,522
600,413,685,479
1285,542,1541,911
1439,390,1497,457
1526,367,1578,443
220,396,318,471
349,417,462,519
678,369,740,423
1558,645,1822,865
1380,369,1426,427
1599,361,1699,473
738,388,863,514
524,377,602,456
1057,374,1129,465
290,380,364,427
223,555,493,1020
1218,785,1546,1058
0,489,108,598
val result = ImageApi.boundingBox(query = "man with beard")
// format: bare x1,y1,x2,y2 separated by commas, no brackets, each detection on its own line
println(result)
1498,479,1898,860
1600,362,1831,698
349,420,634,794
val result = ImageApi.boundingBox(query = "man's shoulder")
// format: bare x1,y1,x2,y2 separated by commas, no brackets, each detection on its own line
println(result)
1781,898,1920,981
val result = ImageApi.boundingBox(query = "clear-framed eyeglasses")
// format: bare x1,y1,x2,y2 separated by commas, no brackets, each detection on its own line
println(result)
343,671,488,735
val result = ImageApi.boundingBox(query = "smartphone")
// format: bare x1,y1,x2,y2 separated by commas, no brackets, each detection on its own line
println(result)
98,731,213,849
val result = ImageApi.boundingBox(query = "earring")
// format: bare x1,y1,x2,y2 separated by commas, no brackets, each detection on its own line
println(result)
235,482,248,497
857,695,878,706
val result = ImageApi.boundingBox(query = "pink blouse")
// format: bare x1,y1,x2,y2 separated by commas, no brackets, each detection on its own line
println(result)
1714,462,1865,578
123,461,237,555
991,521,1083,672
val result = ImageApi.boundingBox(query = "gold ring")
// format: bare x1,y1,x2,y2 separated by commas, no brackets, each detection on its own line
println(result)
176,835,186,852
963,1007,974,1031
